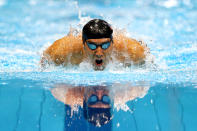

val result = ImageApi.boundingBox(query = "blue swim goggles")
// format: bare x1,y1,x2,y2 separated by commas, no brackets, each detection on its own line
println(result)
86,42,111,50
87,95,111,105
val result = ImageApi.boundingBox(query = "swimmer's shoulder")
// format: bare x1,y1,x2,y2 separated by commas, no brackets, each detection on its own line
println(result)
42,34,84,66
45,34,83,57
113,34,147,64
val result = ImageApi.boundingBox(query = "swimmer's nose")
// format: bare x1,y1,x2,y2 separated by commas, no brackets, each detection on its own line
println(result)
95,47,103,58
97,90,103,100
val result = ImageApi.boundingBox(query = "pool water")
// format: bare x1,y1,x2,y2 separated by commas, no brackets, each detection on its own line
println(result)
0,79,197,131
0,0,197,131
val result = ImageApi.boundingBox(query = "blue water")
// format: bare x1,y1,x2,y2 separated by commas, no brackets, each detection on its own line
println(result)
0,0,197,131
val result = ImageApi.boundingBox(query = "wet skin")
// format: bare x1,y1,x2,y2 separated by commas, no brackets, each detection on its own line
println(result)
42,33,147,70
84,38,113,71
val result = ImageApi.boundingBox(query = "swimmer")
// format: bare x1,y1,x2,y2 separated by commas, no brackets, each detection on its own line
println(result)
51,83,149,126
41,19,150,70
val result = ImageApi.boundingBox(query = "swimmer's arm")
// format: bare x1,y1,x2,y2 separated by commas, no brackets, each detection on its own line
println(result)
51,85,84,107
127,39,157,69
126,39,147,65
41,34,84,67
114,35,149,65
41,37,69,66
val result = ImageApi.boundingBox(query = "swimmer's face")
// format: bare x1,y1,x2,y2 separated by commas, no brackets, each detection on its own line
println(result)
85,87,111,108
84,38,113,71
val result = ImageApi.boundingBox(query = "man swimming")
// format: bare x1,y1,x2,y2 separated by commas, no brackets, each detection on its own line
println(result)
41,19,148,70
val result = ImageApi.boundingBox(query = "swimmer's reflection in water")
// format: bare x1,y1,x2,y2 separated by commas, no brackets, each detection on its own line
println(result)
83,86,112,126
51,83,149,126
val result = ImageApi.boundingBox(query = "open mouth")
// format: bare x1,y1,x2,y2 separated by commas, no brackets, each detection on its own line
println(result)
95,59,103,66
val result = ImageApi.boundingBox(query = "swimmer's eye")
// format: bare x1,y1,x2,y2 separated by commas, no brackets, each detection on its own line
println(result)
101,42,111,50
86,42,97,50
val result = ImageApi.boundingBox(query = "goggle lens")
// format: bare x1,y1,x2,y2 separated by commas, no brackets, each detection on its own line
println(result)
87,42,97,50
101,42,110,49
86,42,111,50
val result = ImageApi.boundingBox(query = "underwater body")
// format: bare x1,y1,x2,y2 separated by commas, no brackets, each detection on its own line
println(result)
0,0,197,130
